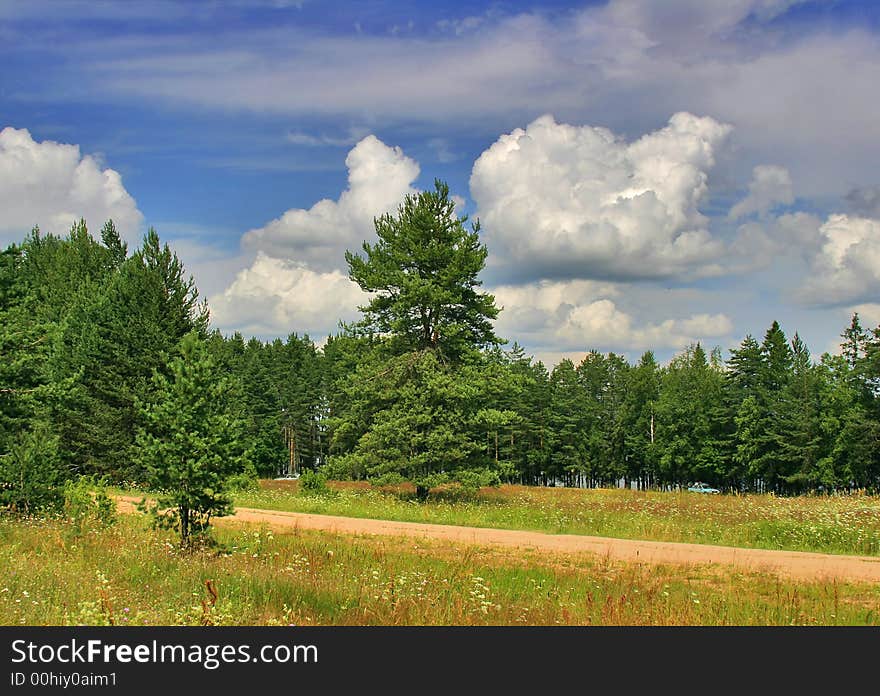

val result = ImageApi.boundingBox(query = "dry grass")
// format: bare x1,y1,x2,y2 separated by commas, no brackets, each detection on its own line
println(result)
2,514,879,626
230,481,880,557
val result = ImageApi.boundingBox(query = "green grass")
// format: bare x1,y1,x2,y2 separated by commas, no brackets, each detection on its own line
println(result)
2,514,878,626
222,480,880,557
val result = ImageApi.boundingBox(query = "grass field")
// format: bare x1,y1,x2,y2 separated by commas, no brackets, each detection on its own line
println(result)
229,480,880,557
2,514,879,626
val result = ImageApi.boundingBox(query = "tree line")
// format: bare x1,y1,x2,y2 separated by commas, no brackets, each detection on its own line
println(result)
2,182,880,520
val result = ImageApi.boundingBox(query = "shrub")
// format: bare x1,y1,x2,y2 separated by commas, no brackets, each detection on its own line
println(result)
456,468,501,492
0,424,68,514
299,469,332,496
227,463,260,492
62,475,116,534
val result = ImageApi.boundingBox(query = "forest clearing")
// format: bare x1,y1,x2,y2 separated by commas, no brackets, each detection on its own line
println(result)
4,158,880,630
113,490,880,583
226,480,880,558
4,502,880,627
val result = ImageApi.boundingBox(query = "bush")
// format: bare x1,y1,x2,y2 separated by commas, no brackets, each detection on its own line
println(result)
455,468,501,492
227,463,260,492
0,424,68,514
299,469,332,496
62,475,116,534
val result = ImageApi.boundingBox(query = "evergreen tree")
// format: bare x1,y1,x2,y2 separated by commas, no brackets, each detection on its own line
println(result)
0,423,69,514
346,180,500,362
519,359,552,484
621,351,660,488
136,331,249,546
100,219,128,271
50,227,209,479
841,313,867,371
776,334,824,490
654,344,725,488
754,321,794,490
331,350,488,499
547,359,584,484
335,181,505,497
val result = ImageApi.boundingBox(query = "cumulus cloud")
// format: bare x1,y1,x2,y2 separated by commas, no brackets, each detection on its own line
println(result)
470,112,731,282
492,279,733,354
209,135,423,339
208,252,365,338
0,126,143,246
241,134,419,270
800,214,880,305
728,165,793,220
727,211,821,274
19,0,878,201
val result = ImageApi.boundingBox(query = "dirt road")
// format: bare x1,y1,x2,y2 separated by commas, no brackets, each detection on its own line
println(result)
115,496,880,583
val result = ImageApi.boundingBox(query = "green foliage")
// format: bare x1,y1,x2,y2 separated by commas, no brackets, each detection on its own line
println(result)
50,226,208,480
225,463,260,492
455,468,501,491
299,469,332,496
62,475,117,534
4,205,880,500
332,350,484,497
0,424,68,514
136,331,250,546
346,179,501,362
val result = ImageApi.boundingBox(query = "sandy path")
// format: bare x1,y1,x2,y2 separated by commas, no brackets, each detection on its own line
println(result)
115,495,880,583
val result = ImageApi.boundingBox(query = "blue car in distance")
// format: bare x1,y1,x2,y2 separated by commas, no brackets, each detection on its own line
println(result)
687,482,720,494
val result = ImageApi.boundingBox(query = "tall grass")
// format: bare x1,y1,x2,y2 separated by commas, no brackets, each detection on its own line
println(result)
229,481,880,557
2,515,878,626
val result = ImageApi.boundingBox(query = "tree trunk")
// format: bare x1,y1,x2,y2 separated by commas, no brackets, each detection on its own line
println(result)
180,505,190,546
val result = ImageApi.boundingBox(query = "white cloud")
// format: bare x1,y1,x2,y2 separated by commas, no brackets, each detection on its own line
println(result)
241,134,419,270
209,135,422,339
728,164,793,220
471,112,731,282
18,0,874,201
728,211,822,274
0,126,143,246
601,1,812,51
285,126,370,147
492,279,733,354
800,214,880,305
208,252,365,338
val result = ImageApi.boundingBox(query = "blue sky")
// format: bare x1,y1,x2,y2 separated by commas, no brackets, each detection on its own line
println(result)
2,0,879,365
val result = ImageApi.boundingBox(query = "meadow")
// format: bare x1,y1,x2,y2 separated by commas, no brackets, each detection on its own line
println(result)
230,480,880,557
2,513,879,626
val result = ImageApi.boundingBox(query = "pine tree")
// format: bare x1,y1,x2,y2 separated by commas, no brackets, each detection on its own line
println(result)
654,344,724,488
136,331,249,546
621,351,660,489
331,350,487,499
754,321,794,490
346,179,500,362
335,181,505,497
49,227,209,479
100,219,128,271
776,334,824,490
841,313,867,370
547,359,584,484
